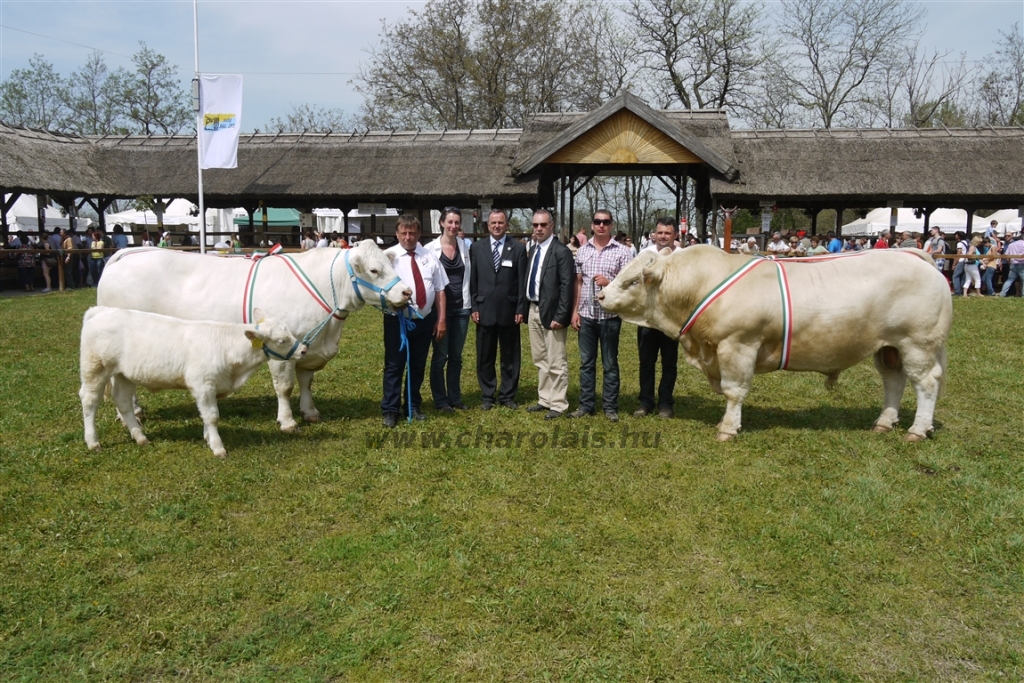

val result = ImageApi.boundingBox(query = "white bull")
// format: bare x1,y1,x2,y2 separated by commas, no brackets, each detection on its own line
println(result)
97,241,411,431
598,246,952,441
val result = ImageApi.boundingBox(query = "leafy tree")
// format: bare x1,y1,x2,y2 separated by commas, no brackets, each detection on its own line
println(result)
62,51,129,135
120,42,192,134
0,54,68,129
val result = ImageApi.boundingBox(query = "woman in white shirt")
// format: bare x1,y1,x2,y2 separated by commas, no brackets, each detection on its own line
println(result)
425,208,472,411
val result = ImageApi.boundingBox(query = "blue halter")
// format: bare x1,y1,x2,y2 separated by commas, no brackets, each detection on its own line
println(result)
253,323,304,361
346,251,404,310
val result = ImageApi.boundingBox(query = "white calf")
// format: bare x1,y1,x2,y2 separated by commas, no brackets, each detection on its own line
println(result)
80,306,306,457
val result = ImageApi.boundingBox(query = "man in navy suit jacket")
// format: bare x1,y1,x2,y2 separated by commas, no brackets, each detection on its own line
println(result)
469,209,528,409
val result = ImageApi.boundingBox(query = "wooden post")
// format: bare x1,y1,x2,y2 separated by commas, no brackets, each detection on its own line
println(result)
722,206,737,253
964,208,973,238
261,202,268,246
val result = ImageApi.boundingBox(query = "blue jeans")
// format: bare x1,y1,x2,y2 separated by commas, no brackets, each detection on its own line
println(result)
951,260,965,296
430,308,470,408
578,316,621,413
88,258,104,287
1000,263,1024,297
982,265,997,295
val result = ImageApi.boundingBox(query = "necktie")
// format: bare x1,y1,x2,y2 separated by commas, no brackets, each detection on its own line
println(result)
528,245,541,300
493,240,501,272
408,250,426,310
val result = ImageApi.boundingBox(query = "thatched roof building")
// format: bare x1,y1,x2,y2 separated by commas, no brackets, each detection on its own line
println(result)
3,92,1023,237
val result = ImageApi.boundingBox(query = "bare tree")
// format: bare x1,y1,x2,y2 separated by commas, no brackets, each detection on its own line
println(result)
780,0,924,128
355,0,627,130
865,41,975,128
264,104,356,133
627,0,768,111
978,24,1024,126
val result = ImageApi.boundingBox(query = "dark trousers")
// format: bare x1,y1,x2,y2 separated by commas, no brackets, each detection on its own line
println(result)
430,309,470,408
65,255,82,288
89,258,105,286
476,323,521,404
578,316,621,413
381,310,436,415
952,260,966,295
637,326,679,410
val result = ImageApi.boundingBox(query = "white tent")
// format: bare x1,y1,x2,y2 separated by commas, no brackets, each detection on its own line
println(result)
978,209,1023,236
841,208,989,236
105,198,202,228
4,193,92,232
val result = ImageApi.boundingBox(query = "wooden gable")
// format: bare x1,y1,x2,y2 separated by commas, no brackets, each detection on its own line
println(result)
544,110,703,165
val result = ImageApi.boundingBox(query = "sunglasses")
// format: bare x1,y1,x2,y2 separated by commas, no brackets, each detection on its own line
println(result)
592,218,612,226
443,206,460,212
532,222,549,227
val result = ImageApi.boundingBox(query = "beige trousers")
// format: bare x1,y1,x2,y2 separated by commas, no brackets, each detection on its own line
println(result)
528,303,569,412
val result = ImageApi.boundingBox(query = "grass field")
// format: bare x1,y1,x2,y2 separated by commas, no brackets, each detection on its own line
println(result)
1,289,1022,682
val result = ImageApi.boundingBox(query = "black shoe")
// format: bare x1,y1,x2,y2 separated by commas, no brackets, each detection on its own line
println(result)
382,413,398,428
437,405,455,414
499,401,519,410
452,402,469,410
526,403,548,413
632,406,652,418
544,410,563,420
480,402,495,411
605,410,619,423
569,408,594,418
411,409,427,421
658,406,674,419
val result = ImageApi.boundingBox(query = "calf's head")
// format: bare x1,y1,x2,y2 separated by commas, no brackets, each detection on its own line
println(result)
246,308,308,361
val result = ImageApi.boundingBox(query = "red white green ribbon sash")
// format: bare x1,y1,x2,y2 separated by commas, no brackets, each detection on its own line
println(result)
242,247,337,324
678,257,793,370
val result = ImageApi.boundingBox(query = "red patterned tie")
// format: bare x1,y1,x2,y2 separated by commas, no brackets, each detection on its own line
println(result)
408,250,426,310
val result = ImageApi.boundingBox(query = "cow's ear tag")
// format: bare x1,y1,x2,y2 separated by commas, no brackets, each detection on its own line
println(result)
251,338,264,349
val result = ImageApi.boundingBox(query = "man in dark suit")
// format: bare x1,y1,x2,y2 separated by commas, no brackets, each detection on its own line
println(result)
469,209,528,409
525,209,575,419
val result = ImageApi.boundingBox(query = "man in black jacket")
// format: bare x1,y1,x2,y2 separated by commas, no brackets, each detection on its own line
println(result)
524,209,575,419
469,209,528,409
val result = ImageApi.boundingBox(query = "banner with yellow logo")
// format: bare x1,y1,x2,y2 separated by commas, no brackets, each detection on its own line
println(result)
198,74,242,169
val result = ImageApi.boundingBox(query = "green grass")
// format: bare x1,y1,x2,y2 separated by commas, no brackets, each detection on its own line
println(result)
1,290,1022,681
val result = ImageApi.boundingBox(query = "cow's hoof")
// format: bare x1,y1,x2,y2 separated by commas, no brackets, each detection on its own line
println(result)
904,432,927,443
134,436,150,446
303,412,322,424
87,443,101,452
872,424,893,434
279,421,299,434
716,432,736,442
213,450,227,459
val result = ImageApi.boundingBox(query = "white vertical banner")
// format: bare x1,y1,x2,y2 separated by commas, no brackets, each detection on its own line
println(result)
198,74,242,169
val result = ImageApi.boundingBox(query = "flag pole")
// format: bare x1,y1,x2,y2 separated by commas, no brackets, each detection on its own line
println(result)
193,0,207,254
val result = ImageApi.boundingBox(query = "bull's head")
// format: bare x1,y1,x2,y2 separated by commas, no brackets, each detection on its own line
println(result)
598,247,693,339
350,241,412,311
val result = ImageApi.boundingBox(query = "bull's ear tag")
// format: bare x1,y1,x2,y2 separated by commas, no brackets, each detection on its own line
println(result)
251,338,264,349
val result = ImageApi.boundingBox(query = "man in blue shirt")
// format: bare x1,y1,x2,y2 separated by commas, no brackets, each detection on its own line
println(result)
826,231,842,253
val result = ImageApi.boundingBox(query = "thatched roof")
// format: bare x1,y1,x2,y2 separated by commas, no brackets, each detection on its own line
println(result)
713,126,1024,209
0,124,116,196
513,92,736,177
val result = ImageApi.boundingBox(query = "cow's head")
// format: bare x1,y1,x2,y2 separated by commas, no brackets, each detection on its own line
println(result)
350,240,412,311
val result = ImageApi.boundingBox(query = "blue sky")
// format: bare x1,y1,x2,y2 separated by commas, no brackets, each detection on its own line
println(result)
1,0,1022,131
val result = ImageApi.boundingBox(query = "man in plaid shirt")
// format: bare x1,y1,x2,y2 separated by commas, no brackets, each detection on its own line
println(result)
570,210,633,421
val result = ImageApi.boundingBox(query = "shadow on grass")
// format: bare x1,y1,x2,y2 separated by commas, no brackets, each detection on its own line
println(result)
676,393,895,434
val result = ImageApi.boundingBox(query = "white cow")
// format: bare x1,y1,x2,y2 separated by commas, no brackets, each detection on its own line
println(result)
81,306,307,457
97,241,411,431
598,246,952,441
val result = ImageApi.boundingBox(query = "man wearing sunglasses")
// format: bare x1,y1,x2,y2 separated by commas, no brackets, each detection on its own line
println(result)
570,210,633,422
525,209,575,420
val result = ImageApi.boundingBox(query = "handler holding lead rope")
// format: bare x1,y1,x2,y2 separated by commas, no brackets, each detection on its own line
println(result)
380,215,448,428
